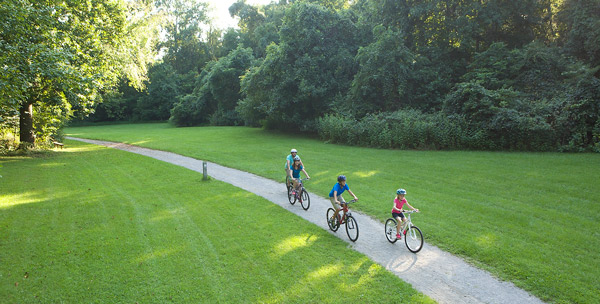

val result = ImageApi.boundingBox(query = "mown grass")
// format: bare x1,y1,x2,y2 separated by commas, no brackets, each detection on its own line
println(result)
0,140,433,303
65,123,600,304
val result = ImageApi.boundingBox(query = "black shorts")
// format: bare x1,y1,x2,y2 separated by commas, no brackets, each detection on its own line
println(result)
392,212,405,220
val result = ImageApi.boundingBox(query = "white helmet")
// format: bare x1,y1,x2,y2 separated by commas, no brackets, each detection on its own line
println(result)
290,149,298,153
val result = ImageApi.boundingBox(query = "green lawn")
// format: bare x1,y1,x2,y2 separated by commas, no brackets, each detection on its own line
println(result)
65,123,600,304
0,140,432,303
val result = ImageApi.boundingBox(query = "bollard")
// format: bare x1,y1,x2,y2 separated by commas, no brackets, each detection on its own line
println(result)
203,161,208,180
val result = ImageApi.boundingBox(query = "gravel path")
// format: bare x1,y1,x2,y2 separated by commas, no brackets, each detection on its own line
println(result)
68,137,545,304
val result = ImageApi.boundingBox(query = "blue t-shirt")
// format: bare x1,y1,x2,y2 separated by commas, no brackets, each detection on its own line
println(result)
329,183,349,197
285,154,300,168
291,165,303,178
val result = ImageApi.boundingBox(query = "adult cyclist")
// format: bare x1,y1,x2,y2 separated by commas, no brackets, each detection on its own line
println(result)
285,149,304,186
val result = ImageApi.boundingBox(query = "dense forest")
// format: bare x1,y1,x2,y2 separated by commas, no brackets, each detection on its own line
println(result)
2,0,599,152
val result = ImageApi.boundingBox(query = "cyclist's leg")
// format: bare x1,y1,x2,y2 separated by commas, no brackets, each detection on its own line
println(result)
394,212,405,235
285,168,290,186
336,195,346,219
329,197,341,222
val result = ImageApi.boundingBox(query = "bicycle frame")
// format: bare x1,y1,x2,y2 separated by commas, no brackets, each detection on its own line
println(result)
385,210,423,252
293,178,308,193
400,210,416,230
339,200,357,221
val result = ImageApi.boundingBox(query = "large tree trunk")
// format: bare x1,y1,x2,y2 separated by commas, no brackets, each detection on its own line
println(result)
19,101,35,144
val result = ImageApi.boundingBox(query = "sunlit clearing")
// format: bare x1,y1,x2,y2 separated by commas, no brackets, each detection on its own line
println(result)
39,162,67,168
313,170,330,178
354,170,378,178
0,190,49,209
272,234,318,258
307,263,342,280
63,144,105,153
476,232,498,249
132,140,152,145
150,207,186,222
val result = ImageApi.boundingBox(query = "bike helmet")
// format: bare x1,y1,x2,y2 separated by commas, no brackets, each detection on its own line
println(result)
396,189,407,195
290,149,298,153
337,175,346,182
293,155,300,161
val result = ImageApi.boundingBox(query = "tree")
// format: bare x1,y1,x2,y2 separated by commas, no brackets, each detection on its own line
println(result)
157,0,212,75
0,0,127,144
347,26,415,117
238,2,359,129
170,46,256,126
136,63,180,121
229,0,285,58
557,0,600,71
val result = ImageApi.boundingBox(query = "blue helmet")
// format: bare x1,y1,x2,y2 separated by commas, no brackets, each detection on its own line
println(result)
337,175,346,182
293,155,300,161
396,189,407,195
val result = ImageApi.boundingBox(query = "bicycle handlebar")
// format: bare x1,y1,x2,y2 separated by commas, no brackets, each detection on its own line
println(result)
402,210,419,214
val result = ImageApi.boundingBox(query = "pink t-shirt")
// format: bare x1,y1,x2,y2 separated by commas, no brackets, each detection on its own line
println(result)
392,197,407,213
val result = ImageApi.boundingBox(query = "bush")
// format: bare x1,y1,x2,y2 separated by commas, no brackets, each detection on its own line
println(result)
169,94,207,127
317,109,561,151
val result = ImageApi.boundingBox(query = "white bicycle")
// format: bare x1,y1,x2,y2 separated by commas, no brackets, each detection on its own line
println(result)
384,210,423,253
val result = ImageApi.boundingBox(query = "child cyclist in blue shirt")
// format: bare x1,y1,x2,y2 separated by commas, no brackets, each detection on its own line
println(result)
328,175,358,223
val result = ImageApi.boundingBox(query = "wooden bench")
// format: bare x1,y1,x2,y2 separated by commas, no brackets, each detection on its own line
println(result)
53,142,64,149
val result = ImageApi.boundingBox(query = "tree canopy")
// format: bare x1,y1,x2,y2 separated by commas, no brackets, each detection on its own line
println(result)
2,0,599,152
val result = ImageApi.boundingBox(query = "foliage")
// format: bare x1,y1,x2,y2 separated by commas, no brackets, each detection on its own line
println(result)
446,42,600,151
557,0,600,69
4,0,599,152
157,0,212,75
135,63,180,121
317,110,478,150
170,46,257,126
0,0,129,144
346,26,415,117
89,78,146,122
238,2,359,130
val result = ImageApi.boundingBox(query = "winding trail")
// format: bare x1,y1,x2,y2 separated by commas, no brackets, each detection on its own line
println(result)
67,137,545,304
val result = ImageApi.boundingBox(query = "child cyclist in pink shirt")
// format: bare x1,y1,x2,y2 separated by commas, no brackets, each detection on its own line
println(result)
392,189,419,239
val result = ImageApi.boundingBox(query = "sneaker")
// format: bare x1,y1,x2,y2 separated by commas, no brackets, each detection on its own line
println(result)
329,218,338,230
396,233,402,239
403,229,407,235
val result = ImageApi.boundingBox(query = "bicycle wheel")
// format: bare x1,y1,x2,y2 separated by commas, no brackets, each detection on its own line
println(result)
345,215,359,242
404,225,424,253
385,218,398,243
300,188,310,210
326,208,340,232
287,186,296,205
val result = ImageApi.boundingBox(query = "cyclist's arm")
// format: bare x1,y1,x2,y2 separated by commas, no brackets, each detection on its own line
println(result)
393,201,403,213
301,168,310,179
333,191,341,205
347,189,358,201
405,201,418,212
